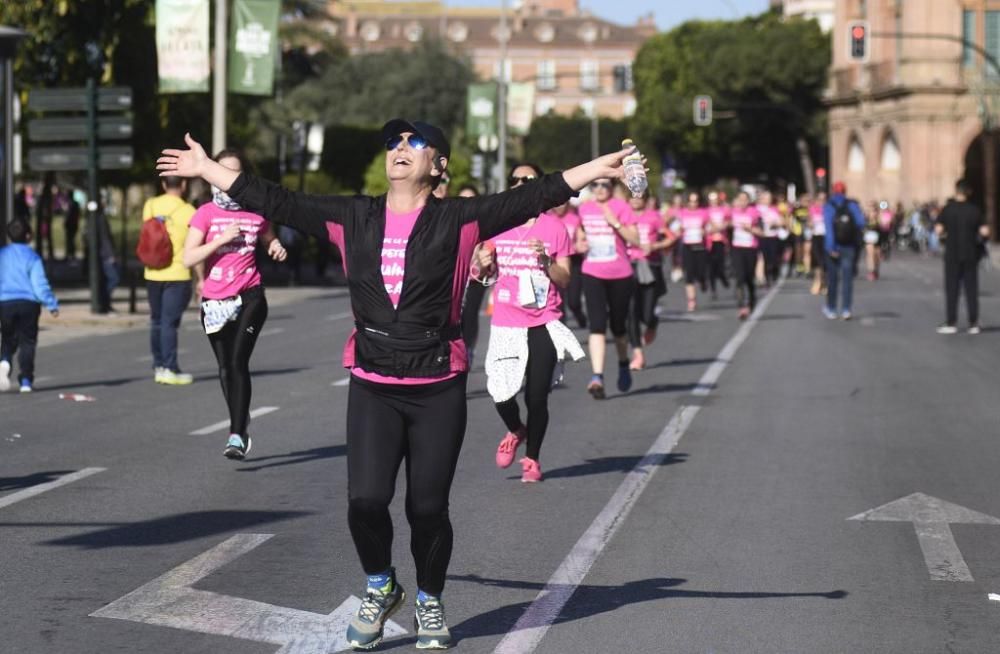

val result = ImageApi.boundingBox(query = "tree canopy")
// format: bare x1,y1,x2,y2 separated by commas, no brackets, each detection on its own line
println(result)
631,11,830,189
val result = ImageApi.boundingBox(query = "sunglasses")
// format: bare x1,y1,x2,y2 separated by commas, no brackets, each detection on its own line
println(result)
509,175,537,186
589,181,613,190
385,133,429,151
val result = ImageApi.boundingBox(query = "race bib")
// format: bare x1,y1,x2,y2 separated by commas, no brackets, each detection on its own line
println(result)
587,233,617,263
683,228,703,245
777,228,790,241
530,270,550,308
864,230,880,245
202,296,243,335
517,269,551,308
733,229,755,248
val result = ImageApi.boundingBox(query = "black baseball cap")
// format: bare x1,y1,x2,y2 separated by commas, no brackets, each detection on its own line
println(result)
382,119,451,159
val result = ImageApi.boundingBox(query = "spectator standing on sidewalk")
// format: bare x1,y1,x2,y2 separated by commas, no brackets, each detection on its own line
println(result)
0,220,59,393
823,181,866,320
935,179,989,334
141,176,200,385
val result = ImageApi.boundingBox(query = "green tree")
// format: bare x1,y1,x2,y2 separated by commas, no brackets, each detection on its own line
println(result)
632,11,830,189
523,111,628,173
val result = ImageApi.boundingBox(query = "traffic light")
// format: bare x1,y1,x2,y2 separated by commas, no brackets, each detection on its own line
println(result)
848,21,869,62
693,95,712,127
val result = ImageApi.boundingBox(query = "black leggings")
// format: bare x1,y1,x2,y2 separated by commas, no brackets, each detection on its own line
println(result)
761,237,781,284
628,265,665,348
494,326,557,461
732,247,758,310
461,281,487,358
583,273,635,336
347,374,467,596
204,286,268,436
559,254,587,326
708,241,729,292
683,248,708,289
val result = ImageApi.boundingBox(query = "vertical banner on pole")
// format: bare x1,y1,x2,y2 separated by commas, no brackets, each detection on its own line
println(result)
505,82,535,136
155,0,210,93
466,83,497,141
228,0,280,96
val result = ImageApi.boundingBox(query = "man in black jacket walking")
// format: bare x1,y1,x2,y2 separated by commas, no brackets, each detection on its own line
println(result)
935,179,990,334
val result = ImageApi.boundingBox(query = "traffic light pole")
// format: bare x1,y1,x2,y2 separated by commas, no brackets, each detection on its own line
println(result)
85,78,104,314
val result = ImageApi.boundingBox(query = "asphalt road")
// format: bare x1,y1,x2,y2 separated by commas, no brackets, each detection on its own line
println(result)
2,252,1000,653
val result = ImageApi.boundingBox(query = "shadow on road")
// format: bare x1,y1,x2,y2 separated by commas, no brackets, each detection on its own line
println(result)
444,574,848,641
518,453,689,481
39,376,147,392
605,382,702,399
643,357,718,370
757,313,805,321
237,445,347,472
0,470,76,492
39,510,310,549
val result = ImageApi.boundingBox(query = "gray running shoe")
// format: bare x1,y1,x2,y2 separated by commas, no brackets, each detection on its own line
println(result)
414,596,451,650
347,576,405,650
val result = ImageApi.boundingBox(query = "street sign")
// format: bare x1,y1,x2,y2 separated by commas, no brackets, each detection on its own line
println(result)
693,95,712,127
29,86,132,112
28,146,134,171
849,493,1000,582
28,116,133,142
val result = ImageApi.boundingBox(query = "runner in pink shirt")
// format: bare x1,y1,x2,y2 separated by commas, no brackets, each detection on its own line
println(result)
809,192,827,295
577,179,641,399
477,164,582,483
757,190,784,286
549,200,587,328
182,149,287,460
705,191,730,299
730,191,763,320
677,192,711,312
625,191,676,370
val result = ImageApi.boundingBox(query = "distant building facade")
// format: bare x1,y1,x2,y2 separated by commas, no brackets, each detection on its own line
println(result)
781,0,834,33
827,0,998,224
323,0,657,119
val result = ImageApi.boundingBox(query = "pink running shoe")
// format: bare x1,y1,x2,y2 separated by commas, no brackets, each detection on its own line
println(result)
520,457,542,483
495,428,526,468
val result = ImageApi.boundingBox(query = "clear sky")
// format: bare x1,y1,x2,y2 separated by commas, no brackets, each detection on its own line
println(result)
446,0,769,31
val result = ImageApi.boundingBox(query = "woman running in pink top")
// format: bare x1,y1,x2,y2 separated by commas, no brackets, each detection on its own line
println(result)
182,149,287,460
705,191,730,299
677,192,711,312
729,191,764,320
626,190,675,370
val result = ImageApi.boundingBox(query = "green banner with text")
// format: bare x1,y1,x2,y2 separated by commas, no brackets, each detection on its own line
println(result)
228,0,280,95
466,83,498,141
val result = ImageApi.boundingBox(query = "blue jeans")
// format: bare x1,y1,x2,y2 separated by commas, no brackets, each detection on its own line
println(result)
147,280,192,372
826,246,857,313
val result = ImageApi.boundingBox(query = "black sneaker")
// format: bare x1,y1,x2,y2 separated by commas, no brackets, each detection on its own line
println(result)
223,434,251,459
414,596,451,650
347,575,405,650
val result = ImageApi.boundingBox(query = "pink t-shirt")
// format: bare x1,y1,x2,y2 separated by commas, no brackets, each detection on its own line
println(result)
707,206,729,244
809,204,825,236
579,198,633,279
490,214,571,328
556,210,582,251
878,209,893,231
628,209,665,263
189,203,269,300
731,207,761,249
350,206,464,386
758,205,783,237
678,208,709,248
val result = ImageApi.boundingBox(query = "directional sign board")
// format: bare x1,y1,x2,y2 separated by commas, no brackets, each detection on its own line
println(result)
28,116,133,142
28,146,134,172
29,86,132,112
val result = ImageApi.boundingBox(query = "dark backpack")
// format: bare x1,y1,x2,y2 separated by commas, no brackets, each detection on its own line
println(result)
832,200,857,246
136,205,178,269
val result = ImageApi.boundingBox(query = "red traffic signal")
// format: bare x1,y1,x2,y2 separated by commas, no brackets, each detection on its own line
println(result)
693,95,712,126
848,21,869,62
815,167,827,179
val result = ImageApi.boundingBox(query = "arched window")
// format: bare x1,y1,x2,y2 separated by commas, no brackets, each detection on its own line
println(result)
847,134,866,173
881,131,901,171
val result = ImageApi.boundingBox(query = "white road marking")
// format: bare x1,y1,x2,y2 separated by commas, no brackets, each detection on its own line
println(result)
493,280,784,654
189,406,280,436
325,311,354,322
848,493,1000,582
262,327,285,336
989,593,1000,602
0,467,106,510
332,377,351,387
91,533,406,653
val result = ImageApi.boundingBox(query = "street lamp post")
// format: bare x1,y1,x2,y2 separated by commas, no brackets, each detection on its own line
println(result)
497,0,509,193
0,25,27,246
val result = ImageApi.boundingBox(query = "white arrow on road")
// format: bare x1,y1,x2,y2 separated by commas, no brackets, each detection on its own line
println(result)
849,493,1000,582
91,533,406,653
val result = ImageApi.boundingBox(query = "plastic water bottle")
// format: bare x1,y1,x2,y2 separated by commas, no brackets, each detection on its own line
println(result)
621,138,648,198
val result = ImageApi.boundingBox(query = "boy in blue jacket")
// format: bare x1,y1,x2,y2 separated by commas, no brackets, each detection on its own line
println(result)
0,220,59,392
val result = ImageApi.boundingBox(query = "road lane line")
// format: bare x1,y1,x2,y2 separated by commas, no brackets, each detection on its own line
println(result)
0,467,106,510
325,311,354,322
332,377,351,387
189,407,280,436
493,280,785,654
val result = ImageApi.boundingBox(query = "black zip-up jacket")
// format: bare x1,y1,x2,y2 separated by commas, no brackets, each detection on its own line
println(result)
227,171,576,378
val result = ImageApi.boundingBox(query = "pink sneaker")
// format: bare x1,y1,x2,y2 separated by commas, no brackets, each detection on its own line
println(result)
520,457,542,483
495,428,525,468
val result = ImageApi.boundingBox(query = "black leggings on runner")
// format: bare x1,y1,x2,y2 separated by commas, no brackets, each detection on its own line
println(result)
346,374,467,596
732,247,758,310
461,281,487,360
583,274,636,336
761,237,781,284
628,265,665,348
708,241,729,292
559,254,587,327
204,286,268,436
495,325,557,461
